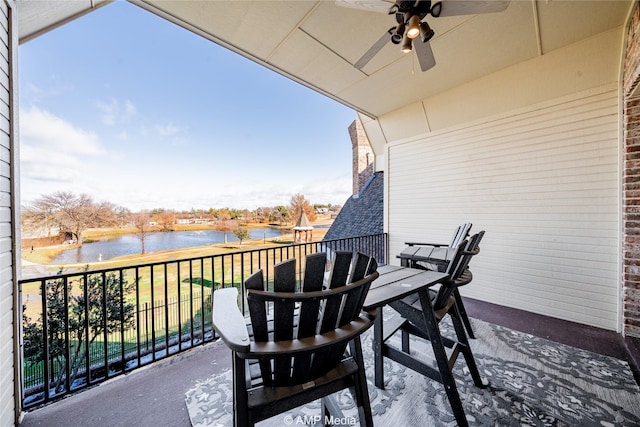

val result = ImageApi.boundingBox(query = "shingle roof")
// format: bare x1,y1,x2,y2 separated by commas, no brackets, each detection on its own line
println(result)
323,172,383,240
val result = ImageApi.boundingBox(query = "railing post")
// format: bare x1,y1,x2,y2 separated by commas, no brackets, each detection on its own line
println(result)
41,279,50,403
144,302,149,352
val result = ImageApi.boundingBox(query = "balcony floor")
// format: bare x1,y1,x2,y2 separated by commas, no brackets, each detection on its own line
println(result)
18,298,640,427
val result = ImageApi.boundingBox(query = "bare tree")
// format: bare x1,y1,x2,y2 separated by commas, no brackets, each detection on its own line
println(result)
155,210,177,231
289,193,317,223
113,206,132,228
24,191,116,246
133,211,152,254
214,219,236,244
261,207,272,223
212,209,234,243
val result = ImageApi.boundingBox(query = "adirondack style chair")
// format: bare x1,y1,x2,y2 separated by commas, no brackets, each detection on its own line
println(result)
212,251,379,427
389,232,486,377
398,222,473,271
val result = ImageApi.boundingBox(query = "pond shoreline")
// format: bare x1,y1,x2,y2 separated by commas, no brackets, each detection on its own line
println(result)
20,219,332,277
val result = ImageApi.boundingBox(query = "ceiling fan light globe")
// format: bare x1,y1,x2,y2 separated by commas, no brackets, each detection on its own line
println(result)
419,21,435,42
392,23,405,44
401,35,412,53
406,15,420,39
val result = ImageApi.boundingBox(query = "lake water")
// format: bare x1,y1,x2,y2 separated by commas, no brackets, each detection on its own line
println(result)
52,228,284,264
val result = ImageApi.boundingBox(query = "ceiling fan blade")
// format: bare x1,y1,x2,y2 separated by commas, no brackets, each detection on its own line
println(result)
413,39,436,72
334,0,396,14
354,29,393,70
437,0,510,17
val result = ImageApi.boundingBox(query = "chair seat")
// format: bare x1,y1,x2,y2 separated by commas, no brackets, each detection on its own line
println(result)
246,359,359,411
399,290,455,322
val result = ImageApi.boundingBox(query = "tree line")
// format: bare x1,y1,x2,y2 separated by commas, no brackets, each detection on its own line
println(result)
22,191,337,252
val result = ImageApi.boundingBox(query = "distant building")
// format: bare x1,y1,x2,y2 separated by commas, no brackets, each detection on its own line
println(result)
293,211,314,242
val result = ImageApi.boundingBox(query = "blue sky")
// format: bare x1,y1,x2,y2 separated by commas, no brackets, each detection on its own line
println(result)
19,1,356,212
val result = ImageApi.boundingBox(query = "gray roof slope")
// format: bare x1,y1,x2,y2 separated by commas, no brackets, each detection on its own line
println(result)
323,172,383,240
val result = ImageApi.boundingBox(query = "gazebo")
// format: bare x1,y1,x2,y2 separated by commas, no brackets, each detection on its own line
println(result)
293,211,313,243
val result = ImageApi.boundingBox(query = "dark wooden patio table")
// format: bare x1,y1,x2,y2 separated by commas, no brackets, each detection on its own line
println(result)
363,264,483,427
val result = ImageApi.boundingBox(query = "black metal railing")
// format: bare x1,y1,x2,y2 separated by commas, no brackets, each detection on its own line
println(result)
20,234,387,408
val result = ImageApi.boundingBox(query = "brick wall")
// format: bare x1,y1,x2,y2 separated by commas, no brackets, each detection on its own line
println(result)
348,119,374,195
623,2,640,339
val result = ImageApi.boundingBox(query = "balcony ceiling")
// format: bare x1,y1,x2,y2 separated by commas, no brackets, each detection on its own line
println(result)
16,0,632,118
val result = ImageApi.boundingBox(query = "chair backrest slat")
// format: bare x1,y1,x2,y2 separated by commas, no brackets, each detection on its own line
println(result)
246,270,267,341
273,259,296,341
356,257,378,312
297,253,326,339
319,292,343,334
298,253,327,340
272,259,297,381
328,251,353,289
449,222,472,248
245,270,273,382
349,252,371,283
340,256,375,326
302,252,326,292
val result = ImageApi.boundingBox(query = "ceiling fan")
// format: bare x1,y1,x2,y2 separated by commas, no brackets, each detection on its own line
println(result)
338,0,511,72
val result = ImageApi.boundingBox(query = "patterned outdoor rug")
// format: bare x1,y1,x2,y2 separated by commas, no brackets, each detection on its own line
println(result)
185,315,640,426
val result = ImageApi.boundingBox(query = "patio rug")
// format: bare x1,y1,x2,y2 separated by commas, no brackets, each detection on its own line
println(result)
185,314,640,426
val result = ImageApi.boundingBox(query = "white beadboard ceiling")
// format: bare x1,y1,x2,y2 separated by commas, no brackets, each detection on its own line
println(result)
16,0,633,119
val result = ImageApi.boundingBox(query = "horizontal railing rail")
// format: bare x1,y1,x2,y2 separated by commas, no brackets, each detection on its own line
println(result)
19,233,387,408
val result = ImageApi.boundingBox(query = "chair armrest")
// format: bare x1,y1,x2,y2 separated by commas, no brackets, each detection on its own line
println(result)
212,287,250,353
405,241,448,247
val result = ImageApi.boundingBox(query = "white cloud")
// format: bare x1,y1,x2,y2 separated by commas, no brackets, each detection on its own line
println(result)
19,106,107,199
122,175,352,212
124,100,136,116
155,122,179,137
21,106,105,155
137,122,185,144
95,97,136,126
44,170,352,212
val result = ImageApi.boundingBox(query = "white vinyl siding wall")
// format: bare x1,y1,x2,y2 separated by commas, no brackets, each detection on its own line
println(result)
0,0,14,424
387,84,620,330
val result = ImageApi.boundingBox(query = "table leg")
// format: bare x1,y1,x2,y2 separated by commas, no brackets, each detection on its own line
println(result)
417,290,469,427
373,307,385,389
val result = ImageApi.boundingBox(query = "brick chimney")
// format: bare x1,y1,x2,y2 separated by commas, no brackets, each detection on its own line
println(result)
349,119,374,195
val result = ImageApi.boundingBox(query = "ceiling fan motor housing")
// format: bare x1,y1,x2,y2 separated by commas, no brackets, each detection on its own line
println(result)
391,0,441,20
